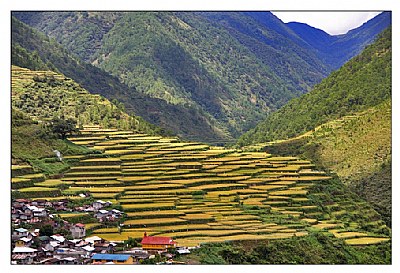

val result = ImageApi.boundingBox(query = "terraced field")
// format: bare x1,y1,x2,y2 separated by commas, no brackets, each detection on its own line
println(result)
11,125,390,247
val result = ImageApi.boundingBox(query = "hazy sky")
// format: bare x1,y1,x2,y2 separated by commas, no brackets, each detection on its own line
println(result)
272,11,382,35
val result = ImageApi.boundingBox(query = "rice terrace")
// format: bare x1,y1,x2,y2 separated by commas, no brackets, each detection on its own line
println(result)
12,124,390,248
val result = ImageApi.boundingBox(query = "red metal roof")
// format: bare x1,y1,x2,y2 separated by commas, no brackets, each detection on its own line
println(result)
75,223,85,228
141,236,176,245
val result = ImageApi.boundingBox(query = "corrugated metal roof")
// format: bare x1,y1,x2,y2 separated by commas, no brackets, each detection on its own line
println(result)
12,246,37,253
15,228,28,232
91,253,131,261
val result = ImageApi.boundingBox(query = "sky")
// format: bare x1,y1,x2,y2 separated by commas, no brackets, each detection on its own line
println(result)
272,11,382,35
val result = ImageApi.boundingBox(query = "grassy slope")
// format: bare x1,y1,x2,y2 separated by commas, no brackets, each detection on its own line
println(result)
259,100,391,226
238,27,391,146
11,108,90,175
176,231,391,264
11,65,157,134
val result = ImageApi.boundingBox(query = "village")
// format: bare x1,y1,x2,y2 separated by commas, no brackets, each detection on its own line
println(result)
11,198,193,265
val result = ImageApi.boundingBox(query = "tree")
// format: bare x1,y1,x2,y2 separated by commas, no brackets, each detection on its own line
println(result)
51,118,77,139
39,224,54,236
124,237,138,248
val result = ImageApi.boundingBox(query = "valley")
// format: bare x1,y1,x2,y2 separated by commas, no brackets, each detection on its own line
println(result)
13,11,391,143
10,11,392,265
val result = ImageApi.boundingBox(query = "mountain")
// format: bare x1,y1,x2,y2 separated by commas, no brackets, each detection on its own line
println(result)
11,11,123,63
11,16,229,143
12,11,391,141
237,27,392,227
238,27,391,146
287,11,392,69
198,11,328,94
327,11,392,69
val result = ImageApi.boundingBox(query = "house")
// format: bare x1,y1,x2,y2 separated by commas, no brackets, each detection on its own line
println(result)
53,201,68,211
37,257,62,265
76,239,89,248
60,257,79,265
140,233,177,252
44,241,60,253
50,235,68,247
92,200,111,211
12,246,37,264
94,242,116,254
27,205,48,217
94,209,109,221
83,206,95,212
38,236,51,245
110,209,123,218
14,199,30,206
81,245,95,257
17,205,33,220
31,199,46,207
19,208,33,221
85,235,103,245
69,239,82,245
118,249,150,262
70,223,86,239
53,248,85,264
15,237,32,247
11,207,21,221
13,228,29,238
11,254,34,265
51,234,66,243
176,247,191,254
91,253,134,265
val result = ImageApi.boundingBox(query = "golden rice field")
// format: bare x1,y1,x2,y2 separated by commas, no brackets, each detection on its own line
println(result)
34,180,69,187
345,237,390,245
83,223,102,230
58,213,89,219
11,126,390,247
18,187,59,192
124,217,187,226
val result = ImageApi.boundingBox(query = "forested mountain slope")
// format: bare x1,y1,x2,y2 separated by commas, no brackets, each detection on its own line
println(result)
11,17,229,143
238,27,391,146
13,11,391,140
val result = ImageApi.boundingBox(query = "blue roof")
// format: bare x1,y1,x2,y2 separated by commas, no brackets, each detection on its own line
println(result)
15,228,28,232
91,253,131,261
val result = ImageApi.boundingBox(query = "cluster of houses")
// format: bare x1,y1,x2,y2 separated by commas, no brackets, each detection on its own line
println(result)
11,198,192,265
12,199,62,224
12,199,122,225
12,229,189,265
